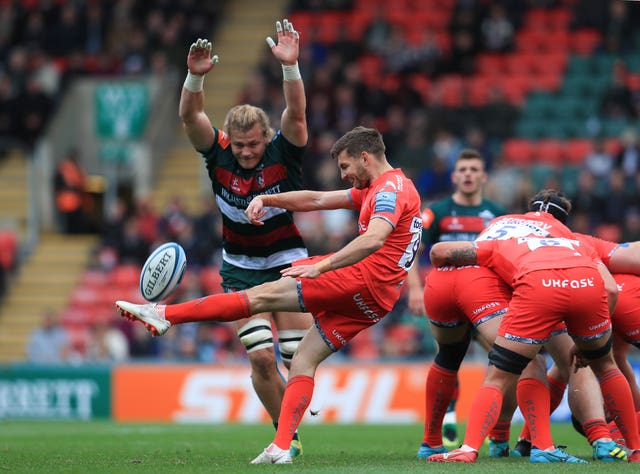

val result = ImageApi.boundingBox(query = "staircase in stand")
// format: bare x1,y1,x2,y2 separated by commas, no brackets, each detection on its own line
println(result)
0,233,98,362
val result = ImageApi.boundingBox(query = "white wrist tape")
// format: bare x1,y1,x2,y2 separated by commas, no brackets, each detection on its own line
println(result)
282,62,301,81
184,71,204,92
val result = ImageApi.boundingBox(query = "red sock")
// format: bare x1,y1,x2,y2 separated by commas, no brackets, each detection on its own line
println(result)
599,368,640,450
517,378,553,450
164,291,251,324
519,374,565,442
423,364,458,446
463,385,503,450
273,375,314,450
582,418,611,444
489,421,511,442
608,411,640,446
547,375,566,413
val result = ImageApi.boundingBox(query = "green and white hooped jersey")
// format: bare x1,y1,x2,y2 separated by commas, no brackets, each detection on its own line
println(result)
202,128,309,271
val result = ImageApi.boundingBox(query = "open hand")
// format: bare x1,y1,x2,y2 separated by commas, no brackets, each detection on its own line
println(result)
281,264,321,279
187,38,219,76
266,19,300,65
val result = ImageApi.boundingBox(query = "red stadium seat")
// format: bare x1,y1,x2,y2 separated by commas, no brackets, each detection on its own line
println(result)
475,54,505,76
564,139,593,164
536,52,568,76
78,269,111,289
467,77,491,106
0,230,17,271
536,139,564,166
516,30,548,52
69,287,102,310
541,31,570,53
502,139,535,166
604,138,621,156
523,8,549,31
111,264,141,289
570,29,602,56
547,9,572,30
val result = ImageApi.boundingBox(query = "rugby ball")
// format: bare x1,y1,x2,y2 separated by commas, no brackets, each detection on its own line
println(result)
139,242,187,302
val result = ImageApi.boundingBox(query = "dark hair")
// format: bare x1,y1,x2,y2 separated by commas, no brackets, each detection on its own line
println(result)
456,148,484,163
527,189,572,224
330,126,385,160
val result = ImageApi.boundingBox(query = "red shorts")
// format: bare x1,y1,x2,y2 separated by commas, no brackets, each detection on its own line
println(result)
611,274,640,345
294,256,390,351
424,266,511,328
499,267,611,343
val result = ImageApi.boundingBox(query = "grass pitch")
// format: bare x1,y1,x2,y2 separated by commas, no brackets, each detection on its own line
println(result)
0,421,637,473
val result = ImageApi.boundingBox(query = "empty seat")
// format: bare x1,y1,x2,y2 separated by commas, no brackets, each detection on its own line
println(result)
536,139,565,165
570,29,602,55
0,230,17,271
502,138,535,165
564,139,593,164
111,264,141,288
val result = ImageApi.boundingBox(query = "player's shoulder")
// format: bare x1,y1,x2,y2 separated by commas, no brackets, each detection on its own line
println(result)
481,198,507,216
266,130,306,161
428,195,454,212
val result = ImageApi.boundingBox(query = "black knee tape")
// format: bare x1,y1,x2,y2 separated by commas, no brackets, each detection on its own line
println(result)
580,335,613,360
434,331,471,371
488,344,532,374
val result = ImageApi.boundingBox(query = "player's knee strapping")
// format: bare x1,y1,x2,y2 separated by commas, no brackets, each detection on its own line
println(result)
237,318,273,353
434,331,471,371
488,343,532,374
579,335,613,360
277,329,306,364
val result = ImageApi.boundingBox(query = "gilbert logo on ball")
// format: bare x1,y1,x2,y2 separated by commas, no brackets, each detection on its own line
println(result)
140,242,187,302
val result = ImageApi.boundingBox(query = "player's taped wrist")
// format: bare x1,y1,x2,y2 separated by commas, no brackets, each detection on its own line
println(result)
315,258,332,274
184,71,205,92
282,62,301,81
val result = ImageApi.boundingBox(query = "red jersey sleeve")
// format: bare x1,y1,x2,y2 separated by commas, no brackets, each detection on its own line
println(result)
349,187,364,209
575,232,618,266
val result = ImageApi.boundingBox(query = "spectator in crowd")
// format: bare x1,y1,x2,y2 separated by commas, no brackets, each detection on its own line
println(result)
583,137,615,196
362,4,393,55
615,128,640,187
600,60,636,120
602,168,633,224
479,86,519,142
480,4,515,53
622,208,640,242
602,0,634,55
54,149,91,234
15,75,53,150
0,74,17,157
113,216,149,266
26,310,73,364
86,318,130,362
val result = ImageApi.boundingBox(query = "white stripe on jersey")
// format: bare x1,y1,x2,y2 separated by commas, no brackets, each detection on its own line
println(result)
223,248,309,270
216,195,288,224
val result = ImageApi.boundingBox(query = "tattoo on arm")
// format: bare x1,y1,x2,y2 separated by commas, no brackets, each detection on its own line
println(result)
447,247,477,266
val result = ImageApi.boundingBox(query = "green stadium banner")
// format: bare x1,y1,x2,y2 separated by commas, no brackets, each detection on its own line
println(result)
94,83,149,139
0,365,111,420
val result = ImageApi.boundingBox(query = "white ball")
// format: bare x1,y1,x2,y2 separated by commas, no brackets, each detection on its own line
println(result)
139,242,187,302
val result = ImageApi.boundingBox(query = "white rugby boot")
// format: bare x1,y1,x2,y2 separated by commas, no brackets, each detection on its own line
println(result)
115,300,171,336
250,443,293,464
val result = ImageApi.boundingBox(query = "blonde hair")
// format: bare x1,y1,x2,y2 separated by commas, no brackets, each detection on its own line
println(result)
223,104,275,141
